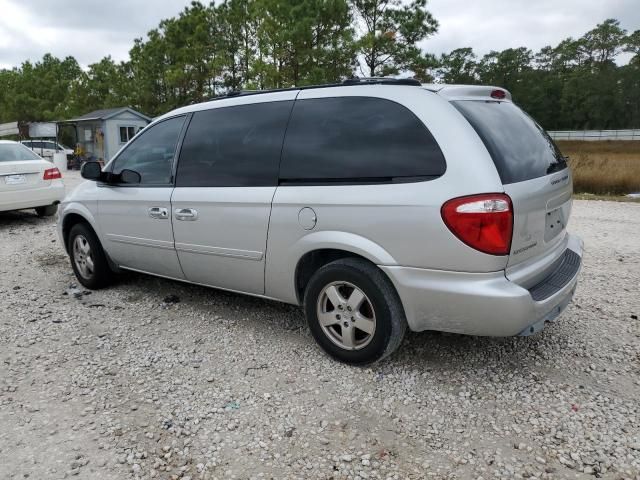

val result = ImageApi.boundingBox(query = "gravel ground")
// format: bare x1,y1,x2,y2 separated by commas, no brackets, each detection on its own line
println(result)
1,176,639,479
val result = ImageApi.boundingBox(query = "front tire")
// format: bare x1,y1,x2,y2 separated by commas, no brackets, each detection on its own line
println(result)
35,204,58,217
303,258,407,365
68,223,113,289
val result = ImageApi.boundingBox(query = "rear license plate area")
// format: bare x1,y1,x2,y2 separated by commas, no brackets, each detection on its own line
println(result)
4,174,26,185
545,207,565,241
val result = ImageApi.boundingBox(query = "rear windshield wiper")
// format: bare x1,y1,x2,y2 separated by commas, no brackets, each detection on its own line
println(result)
546,160,567,175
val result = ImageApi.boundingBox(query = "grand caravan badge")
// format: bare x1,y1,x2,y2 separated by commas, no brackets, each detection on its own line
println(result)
550,174,569,186
513,242,538,255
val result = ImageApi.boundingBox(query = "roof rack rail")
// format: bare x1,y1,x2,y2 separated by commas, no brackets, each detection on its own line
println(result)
341,77,422,86
208,77,422,101
225,89,260,97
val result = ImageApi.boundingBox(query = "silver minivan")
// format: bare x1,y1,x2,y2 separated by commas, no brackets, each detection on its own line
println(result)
58,78,583,364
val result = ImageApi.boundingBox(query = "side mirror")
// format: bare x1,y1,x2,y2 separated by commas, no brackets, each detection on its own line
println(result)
120,169,141,184
81,161,102,181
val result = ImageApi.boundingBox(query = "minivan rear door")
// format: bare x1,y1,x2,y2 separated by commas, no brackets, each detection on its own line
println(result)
453,100,571,270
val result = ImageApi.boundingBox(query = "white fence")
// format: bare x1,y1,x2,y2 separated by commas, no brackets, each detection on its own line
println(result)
548,129,640,141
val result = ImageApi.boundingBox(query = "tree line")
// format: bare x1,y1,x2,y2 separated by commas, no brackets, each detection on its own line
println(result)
0,0,638,130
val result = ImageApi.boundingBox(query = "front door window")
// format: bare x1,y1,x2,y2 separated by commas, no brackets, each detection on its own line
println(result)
111,116,185,185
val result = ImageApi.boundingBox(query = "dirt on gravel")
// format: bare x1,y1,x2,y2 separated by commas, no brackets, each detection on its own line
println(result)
1,197,639,480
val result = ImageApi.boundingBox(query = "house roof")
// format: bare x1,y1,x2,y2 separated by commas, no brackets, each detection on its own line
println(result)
66,107,151,123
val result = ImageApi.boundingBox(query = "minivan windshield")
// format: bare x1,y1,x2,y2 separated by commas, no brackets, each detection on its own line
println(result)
0,143,42,162
453,100,567,184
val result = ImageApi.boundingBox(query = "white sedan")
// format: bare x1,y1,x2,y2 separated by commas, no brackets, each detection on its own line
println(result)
0,140,65,216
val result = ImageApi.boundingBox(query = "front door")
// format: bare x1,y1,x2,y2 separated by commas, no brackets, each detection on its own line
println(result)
170,97,294,294
98,115,186,278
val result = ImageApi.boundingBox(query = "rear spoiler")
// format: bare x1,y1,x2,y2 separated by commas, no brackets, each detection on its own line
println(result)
421,84,513,102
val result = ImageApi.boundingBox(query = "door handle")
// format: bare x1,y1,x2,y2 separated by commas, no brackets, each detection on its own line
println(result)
148,207,168,219
174,208,198,221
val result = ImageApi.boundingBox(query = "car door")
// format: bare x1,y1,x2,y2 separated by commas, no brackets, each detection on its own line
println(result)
97,115,186,279
171,94,295,294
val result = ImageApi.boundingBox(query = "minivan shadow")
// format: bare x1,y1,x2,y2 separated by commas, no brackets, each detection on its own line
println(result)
118,271,561,373
119,270,305,331
0,210,51,230
395,329,552,373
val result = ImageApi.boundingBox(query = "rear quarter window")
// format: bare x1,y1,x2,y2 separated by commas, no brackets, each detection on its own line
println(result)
280,96,446,183
453,100,567,184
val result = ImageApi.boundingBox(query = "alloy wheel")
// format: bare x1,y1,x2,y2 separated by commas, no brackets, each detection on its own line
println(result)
316,281,376,350
73,235,94,279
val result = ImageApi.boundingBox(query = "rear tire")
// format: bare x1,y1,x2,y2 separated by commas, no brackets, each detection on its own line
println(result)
35,204,58,217
303,258,407,365
68,223,113,289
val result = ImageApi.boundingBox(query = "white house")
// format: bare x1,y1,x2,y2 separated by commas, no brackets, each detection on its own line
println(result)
64,107,151,162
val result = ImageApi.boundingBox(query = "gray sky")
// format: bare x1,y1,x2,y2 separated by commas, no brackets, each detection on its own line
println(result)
0,0,638,69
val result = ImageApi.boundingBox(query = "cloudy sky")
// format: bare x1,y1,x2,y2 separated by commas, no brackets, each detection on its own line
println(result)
0,0,638,69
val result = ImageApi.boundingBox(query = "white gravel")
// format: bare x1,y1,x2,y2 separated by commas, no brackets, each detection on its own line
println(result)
1,187,639,479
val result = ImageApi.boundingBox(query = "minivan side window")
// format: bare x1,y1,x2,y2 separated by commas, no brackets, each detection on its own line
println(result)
111,116,185,185
175,101,293,187
280,96,446,183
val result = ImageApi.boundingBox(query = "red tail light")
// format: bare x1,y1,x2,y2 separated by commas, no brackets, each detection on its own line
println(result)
490,89,506,99
441,194,513,255
43,167,62,180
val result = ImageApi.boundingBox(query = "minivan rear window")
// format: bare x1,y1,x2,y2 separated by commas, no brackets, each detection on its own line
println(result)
453,100,567,184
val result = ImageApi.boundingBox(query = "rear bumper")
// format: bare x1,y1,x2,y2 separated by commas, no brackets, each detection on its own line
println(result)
0,181,65,212
380,233,583,336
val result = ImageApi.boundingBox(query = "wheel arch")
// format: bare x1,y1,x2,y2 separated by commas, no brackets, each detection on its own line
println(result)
62,214,89,252
60,205,101,253
291,232,399,304
62,207,121,274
